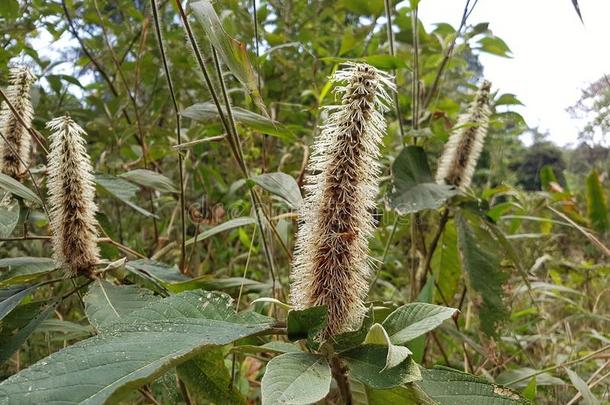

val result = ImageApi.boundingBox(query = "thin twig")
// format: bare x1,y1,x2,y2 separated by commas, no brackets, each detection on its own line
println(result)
383,0,405,141
505,345,610,386
150,0,187,271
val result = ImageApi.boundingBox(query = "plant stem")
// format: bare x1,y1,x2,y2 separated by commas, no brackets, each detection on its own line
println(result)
420,209,450,290
150,0,187,272
383,0,405,141
505,345,610,386
331,356,352,405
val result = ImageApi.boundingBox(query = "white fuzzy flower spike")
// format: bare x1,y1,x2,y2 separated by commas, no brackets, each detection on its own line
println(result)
0,66,35,180
290,63,394,339
435,80,492,190
47,116,100,276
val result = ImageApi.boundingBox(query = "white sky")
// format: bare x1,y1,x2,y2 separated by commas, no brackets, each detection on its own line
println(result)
419,0,610,146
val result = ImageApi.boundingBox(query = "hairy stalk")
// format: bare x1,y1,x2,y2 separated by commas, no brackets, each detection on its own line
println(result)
0,67,35,180
150,0,187,271
47,116,100,277
436,80,491,189
291,63,394,338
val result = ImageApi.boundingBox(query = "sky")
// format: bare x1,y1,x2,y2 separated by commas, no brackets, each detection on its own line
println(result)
418,0,610,146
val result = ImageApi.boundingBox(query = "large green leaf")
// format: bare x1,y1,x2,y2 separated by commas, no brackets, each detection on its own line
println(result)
0,257,57,287
0,291,274,404
389,146,457,215
477,36,512,57
249,172,302,209
342,345,421,389
417,367,532,404
0,300,57,364
183,102,294,142
119,169,177,193
190,0,266,113
382,303,457,345
0,173,42,205
83,280,159,330
261,352,331,405
177,349,246,405
585,170,608,233
95,174,157,218
186,216,256,246
456,213,508,337
0,197,19,238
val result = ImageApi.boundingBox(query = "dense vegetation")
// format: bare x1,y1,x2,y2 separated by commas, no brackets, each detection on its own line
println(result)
0,0,608,404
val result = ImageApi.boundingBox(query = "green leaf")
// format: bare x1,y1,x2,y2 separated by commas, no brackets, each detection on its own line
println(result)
83,280,159,330
364,323,412,370
185,216,257,245
0,197,19,238
190,1,266,113
340,0,384,16
0,257,57,287
0,300,57,364
389,146,457,215
126,259,188,284
119,169,177,193
350,379,435,405
261,352,331,405
0,0,19,20
522,377,537,401
0,284,40,321
0,173,42,205
382,303,457,345
456,213,508,337
495,93,524,107
496,368,564,388
418,367,533,404
183,102,294,142
249,172,303,209
585,170,608,233
286,305,327,342
565,368,600,405
95,174,157,218
431,220,461,303
342,345,421,389
0,291,274,404
177,349,247,405
334,306,375,352
478,36,512,57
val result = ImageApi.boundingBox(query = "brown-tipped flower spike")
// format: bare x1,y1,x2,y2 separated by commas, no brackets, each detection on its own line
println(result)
47,116,100,276
0,66,35,180
290,63,395,339
435,80,492,190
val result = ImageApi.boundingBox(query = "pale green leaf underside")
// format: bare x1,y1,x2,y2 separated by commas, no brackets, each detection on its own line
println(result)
382,303,458,345
261,352,331,405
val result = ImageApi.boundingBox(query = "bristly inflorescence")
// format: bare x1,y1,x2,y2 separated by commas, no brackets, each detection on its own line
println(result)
47,116,100,277
0,66,35,181
435,80,492,190
290,63,395,339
